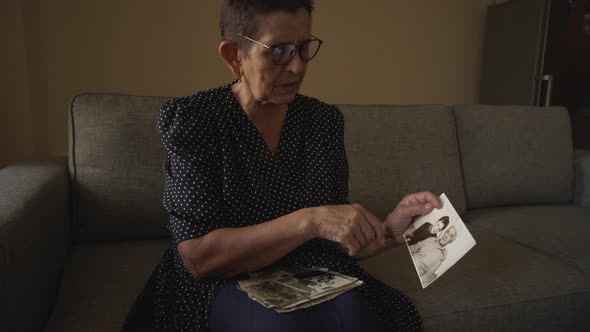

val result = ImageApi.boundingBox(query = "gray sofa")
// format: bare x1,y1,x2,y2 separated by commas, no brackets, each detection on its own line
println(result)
1,93,589,331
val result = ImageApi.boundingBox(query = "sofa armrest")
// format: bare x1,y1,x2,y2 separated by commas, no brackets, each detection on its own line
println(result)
0,157,70,331
574,149,590,207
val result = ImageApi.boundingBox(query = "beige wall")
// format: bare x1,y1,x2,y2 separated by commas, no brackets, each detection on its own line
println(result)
1,0,492,166
1,0,34,167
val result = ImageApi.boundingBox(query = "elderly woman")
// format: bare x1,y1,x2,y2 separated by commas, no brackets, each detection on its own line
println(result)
123,0,441,331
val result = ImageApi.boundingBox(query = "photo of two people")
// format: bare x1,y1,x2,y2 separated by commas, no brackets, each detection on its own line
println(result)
404,193,476,288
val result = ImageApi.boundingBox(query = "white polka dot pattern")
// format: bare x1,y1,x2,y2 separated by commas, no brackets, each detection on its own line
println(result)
123,82,422,331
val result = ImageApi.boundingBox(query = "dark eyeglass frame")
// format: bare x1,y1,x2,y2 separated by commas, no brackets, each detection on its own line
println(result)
238,33,323,65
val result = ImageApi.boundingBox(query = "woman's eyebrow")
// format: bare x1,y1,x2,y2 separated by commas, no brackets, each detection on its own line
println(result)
269,36,313,46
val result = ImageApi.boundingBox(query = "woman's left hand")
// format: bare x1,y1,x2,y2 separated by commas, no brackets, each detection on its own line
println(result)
385,192,442,245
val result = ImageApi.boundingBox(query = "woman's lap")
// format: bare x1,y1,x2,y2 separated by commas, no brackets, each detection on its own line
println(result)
209,281,388,332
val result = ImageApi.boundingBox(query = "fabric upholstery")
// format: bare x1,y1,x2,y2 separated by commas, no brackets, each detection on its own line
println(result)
339,105,466,218
466,205,590,274
361,226,590,331
69,94,170,243
453,105,574,209
0,158,70,331
21,94,587,331
574,149,590,206
44,239,169,332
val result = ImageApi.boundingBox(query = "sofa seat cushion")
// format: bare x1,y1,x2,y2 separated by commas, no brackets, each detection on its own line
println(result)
45,239,169,332
360,226,590,331
466,205,590,274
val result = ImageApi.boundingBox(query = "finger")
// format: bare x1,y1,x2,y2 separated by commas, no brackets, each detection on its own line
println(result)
343,233,361,256
402,194,419,205
352,205,375,243
420,191,442,209
397,202,435,219
332,224,361,256
414,193,428,205
415,191,442,209
350,204,370,246
401,193,426,206
407,191,442,209
348,244,360,256
355,205,385,245
336,242,355,256
351,222,369,248
408,192,430,205
340,219,367,251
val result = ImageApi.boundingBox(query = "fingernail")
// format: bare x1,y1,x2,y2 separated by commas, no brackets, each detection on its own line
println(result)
425,203,432,209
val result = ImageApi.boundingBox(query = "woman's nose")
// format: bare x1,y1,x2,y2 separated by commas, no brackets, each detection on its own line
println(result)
285,52,306,73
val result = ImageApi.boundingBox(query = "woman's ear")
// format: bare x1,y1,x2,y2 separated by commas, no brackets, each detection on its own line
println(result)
219,41,242,79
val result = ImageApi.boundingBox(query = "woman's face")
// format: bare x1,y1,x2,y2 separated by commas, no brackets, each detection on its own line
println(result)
239,8,312,105
431,220,446,234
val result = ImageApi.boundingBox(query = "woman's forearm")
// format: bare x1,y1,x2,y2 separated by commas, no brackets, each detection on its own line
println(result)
177,207,316,279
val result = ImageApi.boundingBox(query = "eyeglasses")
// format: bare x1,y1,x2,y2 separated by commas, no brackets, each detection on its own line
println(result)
238,34,323,65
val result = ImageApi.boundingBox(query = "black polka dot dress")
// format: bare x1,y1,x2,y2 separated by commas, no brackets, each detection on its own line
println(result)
122,82,422,331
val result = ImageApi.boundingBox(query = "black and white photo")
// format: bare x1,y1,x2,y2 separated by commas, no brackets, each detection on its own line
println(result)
404,193,476,288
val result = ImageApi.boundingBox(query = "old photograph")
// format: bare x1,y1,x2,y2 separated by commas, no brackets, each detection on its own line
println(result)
244,279,309,308
404,193,476,288
237,267,363,312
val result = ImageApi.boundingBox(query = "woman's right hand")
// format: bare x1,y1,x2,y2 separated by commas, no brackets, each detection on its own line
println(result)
307,204,385,256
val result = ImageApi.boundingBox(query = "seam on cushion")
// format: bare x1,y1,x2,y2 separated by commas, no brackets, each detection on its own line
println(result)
473,223,588,275
423,289,590,319
337,103,449,108
450,105,469,217
62,91,172,99
571,142,575,204
573,149,590,206
0,245,6,267
69,95,79,243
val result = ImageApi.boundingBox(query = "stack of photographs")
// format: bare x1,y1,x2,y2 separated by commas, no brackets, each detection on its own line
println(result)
237,266,363,312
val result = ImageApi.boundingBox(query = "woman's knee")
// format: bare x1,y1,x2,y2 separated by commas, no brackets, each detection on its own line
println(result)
321,291,387,332
209,282,305,332
210,284,385,332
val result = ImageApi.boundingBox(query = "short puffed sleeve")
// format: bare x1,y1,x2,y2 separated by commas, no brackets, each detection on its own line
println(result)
157,96,224,246
303,102,350,206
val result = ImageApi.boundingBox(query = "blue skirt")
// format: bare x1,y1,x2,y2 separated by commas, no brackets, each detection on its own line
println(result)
209,281,389,332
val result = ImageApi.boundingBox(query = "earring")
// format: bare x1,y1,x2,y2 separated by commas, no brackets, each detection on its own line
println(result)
238,68,244,83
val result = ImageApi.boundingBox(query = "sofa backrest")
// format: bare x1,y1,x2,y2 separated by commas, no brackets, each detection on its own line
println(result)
453,104,574,209
340,105,466,218
69,94,170,243
69,95,468,243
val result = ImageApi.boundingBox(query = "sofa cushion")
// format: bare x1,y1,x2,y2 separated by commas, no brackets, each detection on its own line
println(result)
466,205,590,274
340,105,466,218
43,231,590,331
44,239,169,332
575,149,590,206
361,226,590,331
0,159,69,331
453,105,573,209
69,94,170,243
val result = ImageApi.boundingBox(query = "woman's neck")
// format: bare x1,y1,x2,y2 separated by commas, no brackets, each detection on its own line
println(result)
231,81,287,122
231,80,288,156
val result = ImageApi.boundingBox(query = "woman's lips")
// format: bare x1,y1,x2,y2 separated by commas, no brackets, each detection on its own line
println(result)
279,82,298,92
